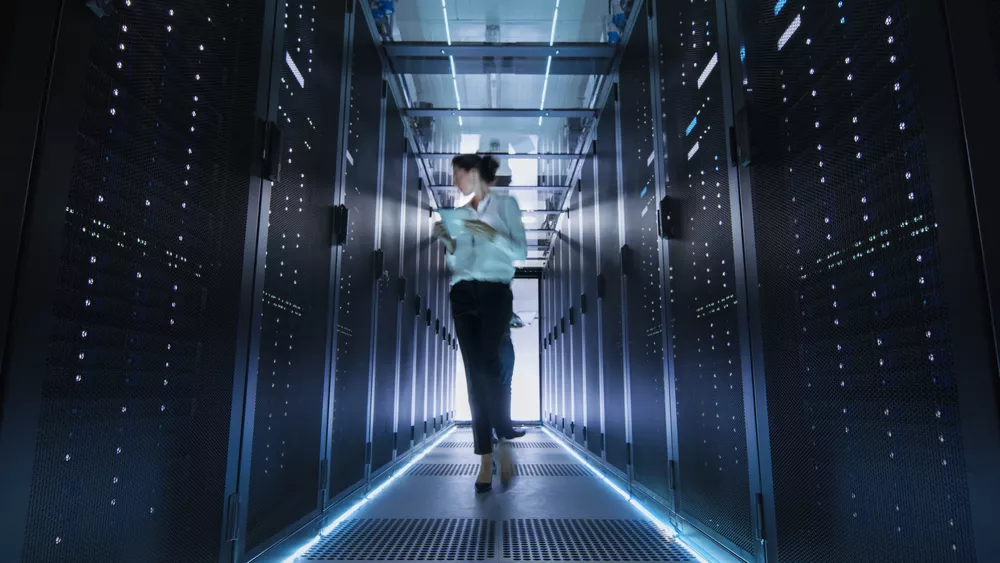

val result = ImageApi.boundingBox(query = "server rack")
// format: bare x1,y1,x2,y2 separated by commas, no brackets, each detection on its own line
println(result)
618,10,671,505
0,0,279,561
595,86,629,475
240,0,349,557
369,91,407,477
580,148,605,460
569,186,587,447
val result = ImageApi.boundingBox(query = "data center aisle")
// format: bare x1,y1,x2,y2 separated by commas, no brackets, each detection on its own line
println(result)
295,428,703,563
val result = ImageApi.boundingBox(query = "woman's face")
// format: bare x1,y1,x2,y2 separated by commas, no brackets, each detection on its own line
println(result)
453,166,477,196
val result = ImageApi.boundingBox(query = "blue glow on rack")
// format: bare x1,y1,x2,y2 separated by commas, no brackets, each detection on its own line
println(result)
686,117,698,136
538,1,560,126
540,427,710,563
774,0,787,15
740,44,746,63
281,427,457,563
442,2,461,125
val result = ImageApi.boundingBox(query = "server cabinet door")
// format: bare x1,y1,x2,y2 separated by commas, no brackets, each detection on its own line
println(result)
558,237,569,433
735,0,1000,560
427,244,441,434
619,11,672,504
596,90,629,473
242,0,346,556
414,213,432,444
396,155,421,456
370,96,407,476
328,8,382,501
0,1,274,561
580,152,605,459
655,1,757,557
569,188,587,446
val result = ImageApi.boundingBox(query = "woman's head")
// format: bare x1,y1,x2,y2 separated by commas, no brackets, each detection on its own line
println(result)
452,154,500,196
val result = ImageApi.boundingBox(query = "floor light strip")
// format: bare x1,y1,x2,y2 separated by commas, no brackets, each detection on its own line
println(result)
541,427,711,563
282,427,457,563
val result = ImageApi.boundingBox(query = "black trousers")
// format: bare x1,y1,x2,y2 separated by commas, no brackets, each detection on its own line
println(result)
451,281,515,455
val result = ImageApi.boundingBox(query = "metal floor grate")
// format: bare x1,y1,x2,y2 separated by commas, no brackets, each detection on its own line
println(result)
303,519,495,561
502,519,695,562
438,441,559,450
513,464,589,477
407,464,589,477
408,464,479,476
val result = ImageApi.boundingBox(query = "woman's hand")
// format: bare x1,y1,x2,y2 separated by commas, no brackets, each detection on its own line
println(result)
432,222,456,254
464,219,497,239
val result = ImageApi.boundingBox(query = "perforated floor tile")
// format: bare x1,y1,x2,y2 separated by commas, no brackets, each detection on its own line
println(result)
437,442,559,450
502,519,695,562
302,518,495,561
407,464,590,477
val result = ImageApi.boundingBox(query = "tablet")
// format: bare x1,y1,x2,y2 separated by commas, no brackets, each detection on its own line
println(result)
438,207,474,238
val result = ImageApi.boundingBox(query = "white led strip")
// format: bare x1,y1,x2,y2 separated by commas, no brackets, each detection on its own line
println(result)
540,427,710,563
538,0,560,125
282,427,458,563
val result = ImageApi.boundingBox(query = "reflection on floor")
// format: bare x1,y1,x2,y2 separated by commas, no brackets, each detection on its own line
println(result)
295,427,706,563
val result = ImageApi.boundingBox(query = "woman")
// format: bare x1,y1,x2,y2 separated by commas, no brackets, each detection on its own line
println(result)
432,154,528,493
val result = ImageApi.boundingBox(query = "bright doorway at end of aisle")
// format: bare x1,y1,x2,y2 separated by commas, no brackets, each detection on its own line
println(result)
454,278,540,422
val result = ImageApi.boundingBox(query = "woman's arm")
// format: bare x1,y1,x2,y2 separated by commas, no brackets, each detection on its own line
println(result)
491,196,528,262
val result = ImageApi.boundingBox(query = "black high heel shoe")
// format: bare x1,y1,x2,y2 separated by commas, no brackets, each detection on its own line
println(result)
475,463,495,494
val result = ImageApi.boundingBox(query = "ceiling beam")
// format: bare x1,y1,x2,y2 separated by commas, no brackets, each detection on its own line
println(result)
420,152,582,160
430,185,570,191
404,108,596,119
385,43,616,76
385,42,616,58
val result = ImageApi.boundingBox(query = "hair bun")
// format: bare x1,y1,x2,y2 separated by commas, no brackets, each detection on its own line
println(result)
478,155,500,182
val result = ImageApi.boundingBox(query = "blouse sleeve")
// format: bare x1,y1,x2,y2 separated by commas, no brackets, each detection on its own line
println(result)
492,196,528,262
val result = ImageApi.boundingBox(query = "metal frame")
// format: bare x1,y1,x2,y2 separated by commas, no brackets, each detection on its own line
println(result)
404,108,597,119
0,4,101,559
643,0,680,515
0,0,64,379
942,0,1000,385
231,0,287,558
363,74,391,486
385,42,616,58
905,0,1000,557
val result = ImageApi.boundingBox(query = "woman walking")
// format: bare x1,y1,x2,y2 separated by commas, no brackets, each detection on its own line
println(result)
433,154,527,493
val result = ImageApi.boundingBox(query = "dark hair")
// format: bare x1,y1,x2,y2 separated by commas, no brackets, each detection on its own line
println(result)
452,154,500,183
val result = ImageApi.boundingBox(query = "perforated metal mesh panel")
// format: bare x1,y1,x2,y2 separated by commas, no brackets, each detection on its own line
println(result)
303,518,495,561
656,0,756,555
330,8,381,499
438,441,559,450
18,1,265,560
596,91,628,472
244,0,345,551
502,519,694,562
742,0,976,560
408,464,479,477
619,12,671,503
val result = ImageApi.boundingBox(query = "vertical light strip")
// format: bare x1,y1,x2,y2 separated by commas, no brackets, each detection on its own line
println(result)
442,1,462,125
777,14,801,50
282,427,457,563
541,427,711,563
538,0,560,126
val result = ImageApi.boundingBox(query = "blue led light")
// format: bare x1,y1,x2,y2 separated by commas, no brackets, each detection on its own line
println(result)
740,44,746,63
686,117,698,136
774,0,787,16
281,427,457,563
540,427,710,563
